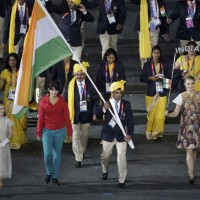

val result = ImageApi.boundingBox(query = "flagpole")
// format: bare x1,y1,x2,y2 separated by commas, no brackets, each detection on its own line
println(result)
167,52,177,109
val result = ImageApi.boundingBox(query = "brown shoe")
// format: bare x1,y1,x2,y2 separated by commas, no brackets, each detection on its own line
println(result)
0,179,4,188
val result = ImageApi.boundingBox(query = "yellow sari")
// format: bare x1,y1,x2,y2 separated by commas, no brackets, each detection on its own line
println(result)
0,69,28,149
146,95,167,140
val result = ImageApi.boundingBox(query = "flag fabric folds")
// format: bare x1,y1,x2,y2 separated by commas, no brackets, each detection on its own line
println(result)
13,0,72,118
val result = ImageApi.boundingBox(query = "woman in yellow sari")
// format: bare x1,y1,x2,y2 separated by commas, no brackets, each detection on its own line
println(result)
140,46,170,141
174,41,200,92
0,53,28,149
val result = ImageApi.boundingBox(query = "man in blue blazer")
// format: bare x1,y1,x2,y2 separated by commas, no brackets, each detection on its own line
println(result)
97,80,134,188
167,0,200,47
97,0,127,58
66,62,100,168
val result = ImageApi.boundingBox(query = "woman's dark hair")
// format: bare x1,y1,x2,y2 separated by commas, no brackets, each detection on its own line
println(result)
151,46,162,62
5,53,20,72
48,80,60,92
103,48,118,61
184,41,199,55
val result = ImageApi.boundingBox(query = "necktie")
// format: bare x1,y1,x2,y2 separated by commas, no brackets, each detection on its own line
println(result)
105,0,111,13
79,83,85,100
20,7,24,23
149,0,156,31
115,100,118,113
71,9,76,25
189,2,195,18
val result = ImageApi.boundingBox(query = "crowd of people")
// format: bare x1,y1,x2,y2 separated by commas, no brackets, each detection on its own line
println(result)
0,0,200,189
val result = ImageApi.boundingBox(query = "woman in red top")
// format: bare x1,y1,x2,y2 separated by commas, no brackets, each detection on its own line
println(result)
36,81,72,185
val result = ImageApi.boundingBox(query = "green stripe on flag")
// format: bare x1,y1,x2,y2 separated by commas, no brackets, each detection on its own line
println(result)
33,36,72,77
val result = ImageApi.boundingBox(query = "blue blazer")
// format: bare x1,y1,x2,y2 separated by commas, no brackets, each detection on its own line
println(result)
66,79,100,124
3,2,33,45
59,9,94,47
169,0,200,41
97,0,127,35
140,60,170,97
97,99,134,142
96,61,126,100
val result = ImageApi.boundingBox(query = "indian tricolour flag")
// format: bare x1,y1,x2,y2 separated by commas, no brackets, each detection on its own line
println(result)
13,0,72,118
163,78,172,89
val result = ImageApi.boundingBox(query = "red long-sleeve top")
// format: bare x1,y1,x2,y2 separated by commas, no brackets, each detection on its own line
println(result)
36,95,72,138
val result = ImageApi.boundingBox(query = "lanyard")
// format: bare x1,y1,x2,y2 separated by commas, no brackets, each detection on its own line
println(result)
9,72,17,87
151,62,164,76
186,55,195,73
62,12,69,19
105,62,115,83
120,101,124,119
18,6,28,24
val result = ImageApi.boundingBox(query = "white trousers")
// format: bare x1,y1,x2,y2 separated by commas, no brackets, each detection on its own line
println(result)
72,123,90,162
71,46,83,62
101,139,127,183
99,31,118,59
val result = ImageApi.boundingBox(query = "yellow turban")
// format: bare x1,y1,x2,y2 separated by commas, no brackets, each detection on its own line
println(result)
73,61,90,74
72,0,81,5
111,80,126,93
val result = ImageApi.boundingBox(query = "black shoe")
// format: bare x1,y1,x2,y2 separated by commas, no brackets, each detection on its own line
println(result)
52,178,60,185
189,177,195,185
44,175,51,184
101,172,108,180
119,182,126,189
154,138,162,142
75,161,83,168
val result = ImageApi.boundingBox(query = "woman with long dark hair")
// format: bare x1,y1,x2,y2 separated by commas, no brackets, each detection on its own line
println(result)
140,46,170,141
96,48,126,101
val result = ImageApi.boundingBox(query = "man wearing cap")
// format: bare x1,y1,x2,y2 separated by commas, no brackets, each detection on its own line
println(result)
96,80,134,188
59,0,94,61
66,62,99,167
97,0,127,58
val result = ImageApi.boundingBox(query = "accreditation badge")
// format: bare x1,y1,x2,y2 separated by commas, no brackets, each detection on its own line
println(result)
108,117,116,128
20,24,27,34
80,100,87,112
106,83,111,93
8,89,16,101
107,12,116,24
155,81,163,93
186,17,194,28
153,17,161,26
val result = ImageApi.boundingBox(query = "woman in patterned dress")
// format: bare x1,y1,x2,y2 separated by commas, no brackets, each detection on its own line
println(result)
165,76,200,184
0,53,28,149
